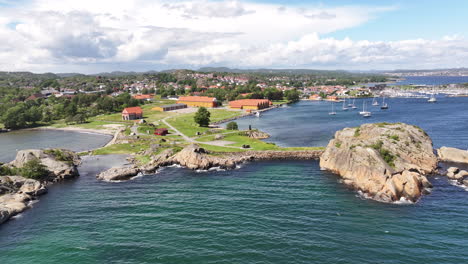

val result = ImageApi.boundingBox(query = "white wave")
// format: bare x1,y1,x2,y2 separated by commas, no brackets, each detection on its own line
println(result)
356,190,416,204
167,164,183,168
394,197,415,205
11,213,23,219
75,246,89,251
448,179,468,191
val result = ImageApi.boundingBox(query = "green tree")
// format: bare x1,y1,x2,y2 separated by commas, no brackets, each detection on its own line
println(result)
194,107,211,127
73,113,87,124
20,158,49,180
2,105,27,129
284,89,300,102
226,121,238,130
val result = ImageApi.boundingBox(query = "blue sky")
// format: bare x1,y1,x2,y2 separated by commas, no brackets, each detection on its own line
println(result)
250,0,467,41
0,0,466,73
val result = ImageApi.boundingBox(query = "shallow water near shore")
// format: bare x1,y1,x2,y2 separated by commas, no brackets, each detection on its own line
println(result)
0,130,112,162
1,97,468,263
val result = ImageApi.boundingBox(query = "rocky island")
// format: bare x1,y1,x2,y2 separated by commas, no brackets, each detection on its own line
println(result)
0,149,80,224
320,122,438,203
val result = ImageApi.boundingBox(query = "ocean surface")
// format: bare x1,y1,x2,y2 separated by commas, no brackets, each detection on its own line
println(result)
235,97,468,149
1,97,468,264
391,76,468,86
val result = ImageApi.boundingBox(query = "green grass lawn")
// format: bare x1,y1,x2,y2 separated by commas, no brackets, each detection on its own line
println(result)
197,131,325,151
199,144,247,153
272,100,290,105
166,109,242,137
92,142,149,155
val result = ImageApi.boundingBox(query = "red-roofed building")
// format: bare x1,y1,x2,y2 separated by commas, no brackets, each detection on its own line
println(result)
26,93,45,101
122,107,143,120
229,99,271,110
177,96,218,108
154,128,169,136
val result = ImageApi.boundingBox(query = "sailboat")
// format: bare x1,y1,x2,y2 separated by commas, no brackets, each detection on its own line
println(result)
255,111,261,117
351,98,357,109
359,101,371,117
381,97,389,109
428,93,437,103
342,98,348,111
329,102,336,115
372,97,379,106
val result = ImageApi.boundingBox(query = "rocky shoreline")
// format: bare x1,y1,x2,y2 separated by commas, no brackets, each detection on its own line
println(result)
97,144,323,181
0,149,80,224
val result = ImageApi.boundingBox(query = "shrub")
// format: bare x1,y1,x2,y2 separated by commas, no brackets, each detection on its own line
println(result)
44,149,74,165
20,158,49,180
0,165,17,176
226,121,239,130
388,135,399,141
368,140,396,168
335,141,342,148
354,128,361,137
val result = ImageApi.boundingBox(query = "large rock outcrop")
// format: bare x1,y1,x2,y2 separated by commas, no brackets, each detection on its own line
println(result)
437,147,468,164
320,123,437,203
9,149,80,181
97,166,140,181
170,144,239,170
1,149,80,225
0,176,47,224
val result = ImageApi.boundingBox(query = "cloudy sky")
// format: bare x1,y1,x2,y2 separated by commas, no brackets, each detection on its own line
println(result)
0,0,467,73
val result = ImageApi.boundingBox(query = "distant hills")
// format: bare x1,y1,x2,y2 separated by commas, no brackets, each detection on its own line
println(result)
2,67,468,78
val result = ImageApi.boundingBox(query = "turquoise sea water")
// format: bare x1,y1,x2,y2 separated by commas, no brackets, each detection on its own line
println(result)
1,97,468,263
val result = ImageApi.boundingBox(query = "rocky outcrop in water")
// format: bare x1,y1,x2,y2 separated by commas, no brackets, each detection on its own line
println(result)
320,123,438,203
437,147,468,164
0,176,48,224
97,166,140,181
170,144,240,170
446,167,468,187
0,149,80,224
9,149,80,181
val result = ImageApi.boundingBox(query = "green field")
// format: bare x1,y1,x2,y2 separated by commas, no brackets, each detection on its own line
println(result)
166,109,242,137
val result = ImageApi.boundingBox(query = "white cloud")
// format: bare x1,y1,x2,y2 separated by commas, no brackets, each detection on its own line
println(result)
0,0,465,73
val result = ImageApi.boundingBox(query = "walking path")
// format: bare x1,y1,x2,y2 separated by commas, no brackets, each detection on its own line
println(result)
162,117,243,149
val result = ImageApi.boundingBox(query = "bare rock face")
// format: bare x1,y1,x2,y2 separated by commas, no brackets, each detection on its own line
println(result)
9,149,80,181
320,123,437,203
97,166,140,181
240,130,270,139
437,147,468,164
0,193,32,224
446,166,468,186
170,144,238,170
0,176,47,224
0,149,79,225
141,149,174,173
